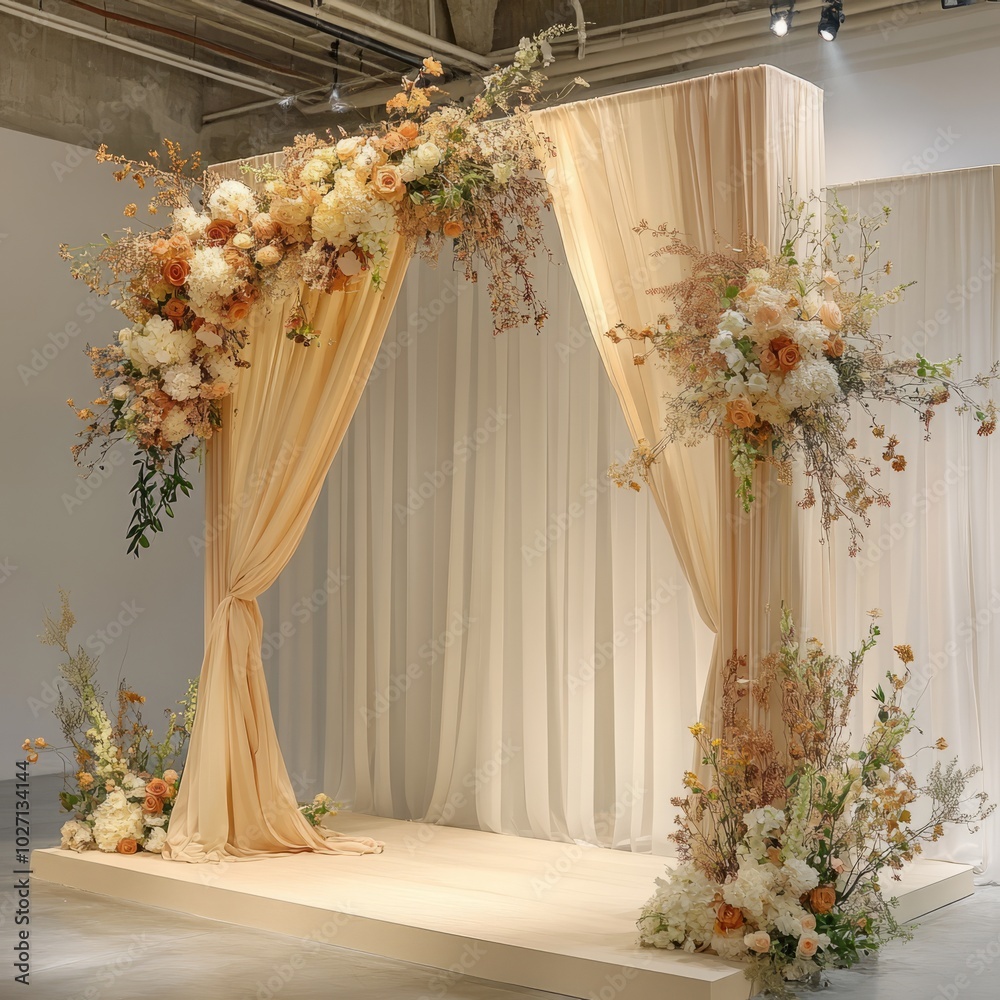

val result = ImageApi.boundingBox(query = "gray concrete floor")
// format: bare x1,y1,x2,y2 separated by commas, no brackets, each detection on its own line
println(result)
2,775,998,1000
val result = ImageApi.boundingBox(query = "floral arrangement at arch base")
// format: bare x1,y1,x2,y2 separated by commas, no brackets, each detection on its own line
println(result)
637,609,993,996
63,30,585,555
608,198,999,555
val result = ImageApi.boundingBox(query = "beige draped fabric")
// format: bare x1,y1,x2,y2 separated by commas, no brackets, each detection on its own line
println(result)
537,66,829,730
165,155,411,862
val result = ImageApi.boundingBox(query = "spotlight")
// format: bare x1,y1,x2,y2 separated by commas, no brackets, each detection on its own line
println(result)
818,0,845,39
770,0,795,35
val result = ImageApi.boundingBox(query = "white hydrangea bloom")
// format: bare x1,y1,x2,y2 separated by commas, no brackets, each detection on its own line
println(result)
205,350,241,390
143,827,168,854
172,206,210,241
162,362,204,401
781,858,821,897
777,358,841,410
186,246,241,316
59,819,93,852
208,179,258,223
91,788,145,852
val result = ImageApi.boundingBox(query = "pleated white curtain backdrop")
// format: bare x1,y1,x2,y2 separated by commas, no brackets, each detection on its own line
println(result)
260,225,715,852
831,166,1000,880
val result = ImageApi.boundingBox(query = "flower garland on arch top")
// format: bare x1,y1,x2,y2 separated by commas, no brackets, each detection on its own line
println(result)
63,29,586,555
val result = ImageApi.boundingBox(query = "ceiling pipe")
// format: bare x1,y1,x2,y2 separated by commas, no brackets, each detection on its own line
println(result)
0,0,287,97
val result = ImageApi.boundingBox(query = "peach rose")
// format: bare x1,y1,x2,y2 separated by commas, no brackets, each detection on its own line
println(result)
809,885,837,914
726,396,756,429
255,245,283,267
443,219,464,238
754,303,782,329
116,838,139,855
796,932,820,959
800,913,817,932
162,258,190,287
823,334,845,358
162,769,179,785
819,300,843,331
372,165,406,203
744,930,771,954
222,297,251,323
381,131,408,154
205,218,236,244
770,336,801,373
251,213,280,241
146,778,169,797
149,238,172,259
163,297,187,320
758,347,780,374
396,121,420,144
714,904,745,933
168,233,192,257
143,794,164,815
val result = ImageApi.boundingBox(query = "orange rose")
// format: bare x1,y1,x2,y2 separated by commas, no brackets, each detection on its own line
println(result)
162,297,187,320
770,336,801,373
714,904,745,933
725,396,756,429
819,300,843,331
443,219,464,238
205,218,235,244
143,794,164,815
809,885,837,914
372,165,406,203
823,334,845,358
162,258,190,287
116,838,139,855
146,778,169,797
396,121,420,144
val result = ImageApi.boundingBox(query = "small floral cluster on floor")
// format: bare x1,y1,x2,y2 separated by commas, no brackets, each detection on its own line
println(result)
22,591,196,855
637,608,993,996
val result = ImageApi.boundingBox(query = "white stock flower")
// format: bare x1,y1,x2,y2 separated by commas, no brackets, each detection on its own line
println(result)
208,180,257,223
746,371,770,394
492,161,515,184
60,819,93,852
710,332,734,353
91,788,145,852
161,363,204,401
725,374,747,398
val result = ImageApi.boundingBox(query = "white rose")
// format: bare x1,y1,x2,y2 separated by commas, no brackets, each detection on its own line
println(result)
232,231,254,250
112,384,130,401
414,142,442,172
398,155,418,182
300,157,331,183
746,371,769,394
335,137,361,160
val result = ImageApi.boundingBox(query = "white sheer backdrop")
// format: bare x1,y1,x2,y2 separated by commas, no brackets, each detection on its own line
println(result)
263,167,1000,869
260,228,714,853
833,166,1000,880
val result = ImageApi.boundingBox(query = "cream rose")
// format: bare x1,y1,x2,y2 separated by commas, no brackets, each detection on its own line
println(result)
819,300,843,331
744,930,771,954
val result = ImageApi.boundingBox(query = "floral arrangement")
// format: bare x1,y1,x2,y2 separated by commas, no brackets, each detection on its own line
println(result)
299,792,343,828
63,30,584,554
23,591,197,855
637,609,993,995
608,198,998,555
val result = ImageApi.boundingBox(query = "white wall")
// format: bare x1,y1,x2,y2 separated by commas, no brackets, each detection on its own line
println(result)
602,3,1000,185
0,128,204,775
